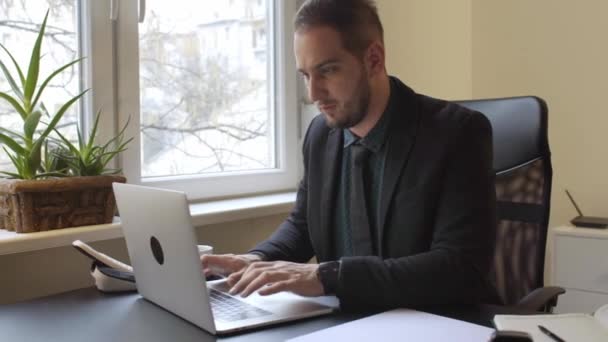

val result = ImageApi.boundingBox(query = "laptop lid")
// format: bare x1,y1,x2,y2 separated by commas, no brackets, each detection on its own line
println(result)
113,183,217,333
113,183,337,335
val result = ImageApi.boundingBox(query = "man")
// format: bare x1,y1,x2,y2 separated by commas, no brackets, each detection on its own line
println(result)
202,0,498,311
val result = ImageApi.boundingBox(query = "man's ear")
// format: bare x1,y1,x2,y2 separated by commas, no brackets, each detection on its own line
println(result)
365,41,385,76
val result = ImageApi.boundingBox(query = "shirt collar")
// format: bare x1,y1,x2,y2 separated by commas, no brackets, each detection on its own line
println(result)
342,78,397,152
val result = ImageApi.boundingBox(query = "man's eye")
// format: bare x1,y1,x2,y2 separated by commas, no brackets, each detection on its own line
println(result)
321,66,336,74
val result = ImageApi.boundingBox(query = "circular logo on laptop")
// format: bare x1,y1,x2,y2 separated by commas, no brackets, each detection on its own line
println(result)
150,236,164,265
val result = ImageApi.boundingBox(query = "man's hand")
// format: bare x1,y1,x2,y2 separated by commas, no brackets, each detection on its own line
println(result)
226,261,324,298
200,253,262,277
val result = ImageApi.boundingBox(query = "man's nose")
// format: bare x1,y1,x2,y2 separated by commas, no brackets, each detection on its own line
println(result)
307,76,326,103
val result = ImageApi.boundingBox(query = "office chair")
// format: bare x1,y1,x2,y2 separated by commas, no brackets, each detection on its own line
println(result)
454,96,565,313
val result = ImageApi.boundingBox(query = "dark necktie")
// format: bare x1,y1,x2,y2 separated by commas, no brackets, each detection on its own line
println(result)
349,143,373,256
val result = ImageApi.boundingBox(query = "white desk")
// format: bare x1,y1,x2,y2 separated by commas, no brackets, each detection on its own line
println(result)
551,226,608,313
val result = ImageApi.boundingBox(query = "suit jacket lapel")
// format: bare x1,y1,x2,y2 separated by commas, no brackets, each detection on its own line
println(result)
319,128,342,261
377,84,421,256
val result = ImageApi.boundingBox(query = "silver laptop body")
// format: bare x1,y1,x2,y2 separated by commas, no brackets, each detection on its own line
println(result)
113,183,337,335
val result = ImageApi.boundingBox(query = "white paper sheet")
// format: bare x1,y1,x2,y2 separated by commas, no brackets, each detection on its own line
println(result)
287,309,494,342
494,313,608,342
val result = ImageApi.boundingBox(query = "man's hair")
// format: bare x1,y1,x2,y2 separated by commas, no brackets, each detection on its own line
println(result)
294,0,384,57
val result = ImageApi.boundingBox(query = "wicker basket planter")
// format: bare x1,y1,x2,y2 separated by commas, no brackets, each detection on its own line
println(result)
0,176,126,233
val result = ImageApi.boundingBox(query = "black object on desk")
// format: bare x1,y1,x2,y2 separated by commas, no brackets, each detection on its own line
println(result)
565,189,608,229
538,325,566,342
489,330,532,342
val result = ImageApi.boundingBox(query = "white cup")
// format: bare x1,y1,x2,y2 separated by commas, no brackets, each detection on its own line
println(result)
198,244,213,256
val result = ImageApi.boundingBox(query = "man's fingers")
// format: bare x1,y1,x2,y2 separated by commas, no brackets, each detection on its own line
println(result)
226,269,244,286
204,254,238,265
257,280,292,296
228,261,269,290
201,254,246,276
240,271,284,297
224,261,322,297
229,264,275,296
228,266,262,295
201,254,224,269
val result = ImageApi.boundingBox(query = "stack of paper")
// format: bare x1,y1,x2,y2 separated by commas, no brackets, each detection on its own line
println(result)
287,309,494,342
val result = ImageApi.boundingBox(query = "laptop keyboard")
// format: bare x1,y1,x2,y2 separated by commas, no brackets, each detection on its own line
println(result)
209,289,272,322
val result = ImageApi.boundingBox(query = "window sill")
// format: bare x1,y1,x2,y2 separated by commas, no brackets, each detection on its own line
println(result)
0,192,296,256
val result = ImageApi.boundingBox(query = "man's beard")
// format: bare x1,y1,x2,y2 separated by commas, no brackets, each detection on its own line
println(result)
323,73,371,129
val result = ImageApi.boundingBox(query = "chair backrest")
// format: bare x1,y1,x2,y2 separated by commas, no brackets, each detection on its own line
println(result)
454,96,552,306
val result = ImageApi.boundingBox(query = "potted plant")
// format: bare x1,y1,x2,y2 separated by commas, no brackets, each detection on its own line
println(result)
0,11,131,233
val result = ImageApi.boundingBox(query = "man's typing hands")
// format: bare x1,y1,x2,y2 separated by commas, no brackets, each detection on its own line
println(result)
201,254,324,297
200,253,262,278
227,261,323,297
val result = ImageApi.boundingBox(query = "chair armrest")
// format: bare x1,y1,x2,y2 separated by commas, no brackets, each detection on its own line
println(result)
516,286,566,313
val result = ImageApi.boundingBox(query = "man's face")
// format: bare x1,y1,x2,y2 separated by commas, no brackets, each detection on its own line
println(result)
295,26,371,129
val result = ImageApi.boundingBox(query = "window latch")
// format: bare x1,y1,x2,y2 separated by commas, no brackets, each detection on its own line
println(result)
139,0,146,23
110,0,119,21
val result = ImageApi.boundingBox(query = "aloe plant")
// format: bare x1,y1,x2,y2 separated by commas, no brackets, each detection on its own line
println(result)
0,10,87,179
54,111,133,176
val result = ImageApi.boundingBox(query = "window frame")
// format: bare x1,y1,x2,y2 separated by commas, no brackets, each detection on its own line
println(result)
81,0,117,151
109,0,299,201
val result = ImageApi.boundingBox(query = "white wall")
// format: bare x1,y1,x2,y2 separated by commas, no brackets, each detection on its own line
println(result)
378,0,473,100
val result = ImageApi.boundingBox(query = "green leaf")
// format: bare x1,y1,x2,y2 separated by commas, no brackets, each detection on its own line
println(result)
0,126,24,140
34,172,69,179
28,138,44,177
24,110,42,141
84,109,102,156
99,149,126,167
0,91,27,119
53,129,80,155
40,102,51,117
40,89,89,139
2,146,25,179
102,168,123,175
0,171,22,179
31,57,84,110
24,10,49,107
101,115,132,152
0,131,26,155
0,57,24,101
0,43,26,87
76,120,84,150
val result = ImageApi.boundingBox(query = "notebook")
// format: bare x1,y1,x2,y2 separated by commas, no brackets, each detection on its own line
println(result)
494,310,608,342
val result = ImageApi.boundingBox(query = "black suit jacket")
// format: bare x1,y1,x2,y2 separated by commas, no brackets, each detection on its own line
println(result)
251,77,498,310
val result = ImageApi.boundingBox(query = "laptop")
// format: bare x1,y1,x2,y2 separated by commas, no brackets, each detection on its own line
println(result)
112,183,337,335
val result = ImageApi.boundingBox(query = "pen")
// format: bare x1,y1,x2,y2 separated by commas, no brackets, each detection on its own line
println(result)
538,325,566,342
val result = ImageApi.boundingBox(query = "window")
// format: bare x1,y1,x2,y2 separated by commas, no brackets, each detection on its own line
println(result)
0,0,299,201
0,0,82,171
138,0,276,178
117,0,298,200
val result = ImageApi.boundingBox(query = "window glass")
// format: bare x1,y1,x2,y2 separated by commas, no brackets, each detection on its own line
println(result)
139,0,274,179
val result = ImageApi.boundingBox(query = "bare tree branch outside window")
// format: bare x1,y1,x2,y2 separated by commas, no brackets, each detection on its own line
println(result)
139,0,274,178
